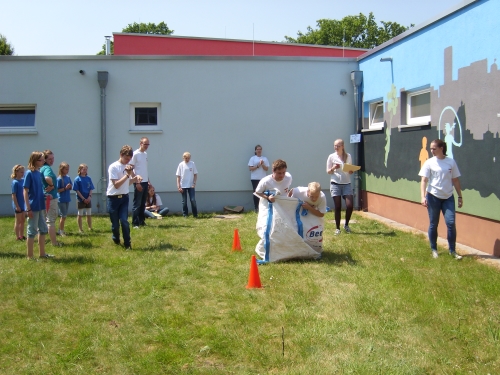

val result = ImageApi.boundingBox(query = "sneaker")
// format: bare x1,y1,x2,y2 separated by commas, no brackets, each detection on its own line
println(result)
52,242,63,247
57,230,66,237
124,244,132,250
335,229,341,236
79,230,84,234
133,226,140,229
40,254,55,259
432,250,439,259
344,225,351,233
451,252,463,260
113,239,120,245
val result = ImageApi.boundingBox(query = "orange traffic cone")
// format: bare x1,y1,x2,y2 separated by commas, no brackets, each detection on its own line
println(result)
232,229,242,251
246,255,262,289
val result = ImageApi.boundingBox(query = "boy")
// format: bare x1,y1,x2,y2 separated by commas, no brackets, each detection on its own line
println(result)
288,182,327,217
255,159,292,203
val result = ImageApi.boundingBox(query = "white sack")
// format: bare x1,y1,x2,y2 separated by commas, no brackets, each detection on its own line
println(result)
255,195,323,263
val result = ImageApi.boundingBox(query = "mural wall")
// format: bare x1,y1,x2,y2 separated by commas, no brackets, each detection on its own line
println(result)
359,0,500,222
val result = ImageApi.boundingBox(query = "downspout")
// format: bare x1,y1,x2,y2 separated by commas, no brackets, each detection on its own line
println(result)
350,71,363,211
97,71,109,213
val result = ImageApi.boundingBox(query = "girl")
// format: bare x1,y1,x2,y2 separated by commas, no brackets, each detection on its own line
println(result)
23,151,53,259
326,139,354,235
57,162,72,236
11,164,26,240
73,164,95,233
145,184,169,219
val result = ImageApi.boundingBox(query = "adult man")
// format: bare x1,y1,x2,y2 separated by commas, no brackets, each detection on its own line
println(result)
129,137,150,228
288,182,327,217
255,159,292,203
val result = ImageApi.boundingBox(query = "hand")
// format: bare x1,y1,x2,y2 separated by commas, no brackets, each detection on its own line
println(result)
335,164,341,170
65,183,72,190
302,202,312,210
27,210,33,219
259,159,264,165
268,195,276,203
421,198,427,207
178,187,183,193
136,183,143,192
348,171,354,175
457,197,463,208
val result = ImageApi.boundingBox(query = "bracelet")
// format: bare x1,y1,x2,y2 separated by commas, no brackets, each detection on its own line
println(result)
26,209,32,212
458,196,462,199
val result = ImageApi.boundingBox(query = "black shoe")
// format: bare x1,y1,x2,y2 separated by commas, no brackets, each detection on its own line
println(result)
113,239,120,245
124,244,132,250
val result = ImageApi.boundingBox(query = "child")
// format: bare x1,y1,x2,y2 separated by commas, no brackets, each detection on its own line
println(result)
106,145,142,249
73,164,95,233
176,152,198,218
56,162,72,236
23,151,54,260
11,164,26,240
145,184,169,219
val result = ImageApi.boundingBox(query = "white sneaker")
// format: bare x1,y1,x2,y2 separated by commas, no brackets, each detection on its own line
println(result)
432,251,439,259
344,225,351,233
451,252,462,260
335,229,341,236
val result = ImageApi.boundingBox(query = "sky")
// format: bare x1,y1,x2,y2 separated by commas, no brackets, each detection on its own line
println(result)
1,0,463,56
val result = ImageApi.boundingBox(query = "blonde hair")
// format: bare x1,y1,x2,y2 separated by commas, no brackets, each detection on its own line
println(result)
11,164,25,179
334,139,348,163
27,151,44,171
77,164,88,176
308,182,321,193
58,162,69,177
183,152,191,158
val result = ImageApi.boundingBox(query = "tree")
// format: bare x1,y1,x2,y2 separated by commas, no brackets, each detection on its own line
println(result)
0,33,15,55
284,13,411,50
97,22,174,55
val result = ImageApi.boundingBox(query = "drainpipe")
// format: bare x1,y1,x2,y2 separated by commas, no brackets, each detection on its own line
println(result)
350,71,363,211
97,71,109,212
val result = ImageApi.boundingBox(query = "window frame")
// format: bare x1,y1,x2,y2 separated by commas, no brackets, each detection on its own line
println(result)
406,89,431,126
130,102,161,132
0,104,37,134
369,100,385,130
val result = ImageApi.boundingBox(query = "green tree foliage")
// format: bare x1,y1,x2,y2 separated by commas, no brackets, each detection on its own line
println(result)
284,13,411,49
0,33,15,55
97,22,174,55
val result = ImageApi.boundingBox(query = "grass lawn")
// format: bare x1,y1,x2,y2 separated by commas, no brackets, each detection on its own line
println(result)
1,211,499,374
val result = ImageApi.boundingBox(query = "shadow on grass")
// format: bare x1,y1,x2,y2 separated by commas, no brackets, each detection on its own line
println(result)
0,252,26,259
50,255,96,264
350,230,397,237
135,243,188,252
321,251,358,266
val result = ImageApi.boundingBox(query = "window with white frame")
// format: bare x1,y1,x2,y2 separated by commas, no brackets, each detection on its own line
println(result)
407,90,430,126
130,103,161,131
369,101,384,129
0,105,36,128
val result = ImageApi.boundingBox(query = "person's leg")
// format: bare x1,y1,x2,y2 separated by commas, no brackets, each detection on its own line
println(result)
86,210,92,230
46,198,58,245
26,213,36,258
119,195,131,247
251,180,260,211
426,193,441,254
19,212,26,239
139,182,149,225
441,195,457,254
344,195,354,226
77,208,84,232
181,189,188,217
132,184,141,226
15,212,23,238
107,197,121,244
188,188,198,217
144,209,155,219
37,212,49,257
159,207,169,216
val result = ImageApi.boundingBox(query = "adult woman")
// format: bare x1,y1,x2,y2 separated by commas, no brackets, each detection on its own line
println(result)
40,150,61,247
326,139,354,235
419,139,463,259
248,145,269,212
145,184,169,218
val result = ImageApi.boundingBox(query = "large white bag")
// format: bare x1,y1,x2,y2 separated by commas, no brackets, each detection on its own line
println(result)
255,194,323,263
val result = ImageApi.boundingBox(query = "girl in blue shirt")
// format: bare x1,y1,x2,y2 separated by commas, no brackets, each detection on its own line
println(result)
11,164,26,240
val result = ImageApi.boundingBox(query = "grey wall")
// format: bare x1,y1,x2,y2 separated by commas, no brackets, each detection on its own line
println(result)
0,55,358,215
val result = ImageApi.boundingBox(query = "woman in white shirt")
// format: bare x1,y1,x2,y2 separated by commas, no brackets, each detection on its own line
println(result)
248,145,269,212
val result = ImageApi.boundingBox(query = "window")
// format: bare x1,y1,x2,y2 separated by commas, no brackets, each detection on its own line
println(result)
407,90,430,126
369,101,384,129
0,105,36,128
130,103,161,132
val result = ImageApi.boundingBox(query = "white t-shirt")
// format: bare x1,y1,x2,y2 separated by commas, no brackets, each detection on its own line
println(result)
106,160,131,196
326,152,352,184
256,173,292,195
130,149,148,182
248,155,269,180
176,161,198,188
419,156,461,199
290,186,327,214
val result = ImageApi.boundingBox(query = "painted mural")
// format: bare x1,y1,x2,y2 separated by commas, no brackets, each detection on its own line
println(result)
362,47,500,221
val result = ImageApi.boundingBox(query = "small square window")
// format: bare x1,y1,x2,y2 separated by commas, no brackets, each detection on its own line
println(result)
0,105,36,128
130,103,161,131
407,90,430,126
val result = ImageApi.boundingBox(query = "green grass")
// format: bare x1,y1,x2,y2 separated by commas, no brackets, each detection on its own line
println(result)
1,212,499,374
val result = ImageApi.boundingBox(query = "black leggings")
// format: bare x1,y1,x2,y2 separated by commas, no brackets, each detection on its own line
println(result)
332,195,353,229
251,180,260,210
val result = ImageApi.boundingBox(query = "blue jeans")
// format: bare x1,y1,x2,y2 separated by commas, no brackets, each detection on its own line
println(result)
132,182,149,226
426,193,456,253
107,194,130,246
181,188,198,217
144,207,169,218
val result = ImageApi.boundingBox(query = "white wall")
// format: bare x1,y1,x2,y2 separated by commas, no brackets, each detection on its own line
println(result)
0,55,358,215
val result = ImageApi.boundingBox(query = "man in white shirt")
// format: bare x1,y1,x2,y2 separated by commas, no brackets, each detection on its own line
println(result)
255,159,292,203
176,152,198,218
129,137,150,228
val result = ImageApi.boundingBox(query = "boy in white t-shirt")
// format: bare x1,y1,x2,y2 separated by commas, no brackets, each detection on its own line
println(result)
176,152,198,218
255,159,292,203
288,182,326,217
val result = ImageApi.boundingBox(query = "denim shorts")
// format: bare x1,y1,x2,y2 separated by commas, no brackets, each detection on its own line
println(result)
27,210,49,238
58,202,69,217
330,182,353,197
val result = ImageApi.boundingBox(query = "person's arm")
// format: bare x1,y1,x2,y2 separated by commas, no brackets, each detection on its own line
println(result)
12,193,22,213
57,178,65,193
177,175,183,193
420,177,428,207
452,177,463,208
326,156,340,175
112,165,133,189
192,173,197,188
23,187,33,219
302,202,324,217
261,158,269,172
43,171,55,193
255,191,276,203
